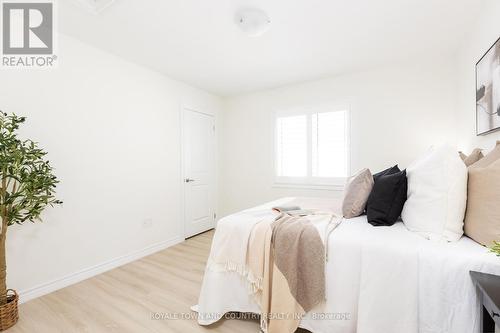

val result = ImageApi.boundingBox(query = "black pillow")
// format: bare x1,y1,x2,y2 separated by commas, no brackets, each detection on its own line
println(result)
373,165,400,181
361,165,400,215
366,169,407,226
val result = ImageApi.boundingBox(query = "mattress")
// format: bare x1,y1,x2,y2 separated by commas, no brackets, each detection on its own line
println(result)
196,197,500,333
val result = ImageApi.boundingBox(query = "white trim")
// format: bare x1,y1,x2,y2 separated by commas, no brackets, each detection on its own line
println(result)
272,183,344,191
345,106,352,177
73,0,116,14
274,176,346,187
19,236,183,304
180,106,187,239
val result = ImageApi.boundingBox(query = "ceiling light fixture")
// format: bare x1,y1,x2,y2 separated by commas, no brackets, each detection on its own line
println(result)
74,0,116,14
235,8,271,37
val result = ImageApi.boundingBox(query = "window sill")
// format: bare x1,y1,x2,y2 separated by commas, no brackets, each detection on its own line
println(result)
272,182,345,191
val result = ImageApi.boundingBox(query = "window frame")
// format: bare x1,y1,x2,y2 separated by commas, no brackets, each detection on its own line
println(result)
272,104,351,190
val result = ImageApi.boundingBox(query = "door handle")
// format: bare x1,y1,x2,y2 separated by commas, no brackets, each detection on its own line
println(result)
185,178,195,183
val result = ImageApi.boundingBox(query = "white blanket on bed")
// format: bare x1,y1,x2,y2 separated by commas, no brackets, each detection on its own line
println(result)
196,197,500,333
207,197,341,299
207,208,270,292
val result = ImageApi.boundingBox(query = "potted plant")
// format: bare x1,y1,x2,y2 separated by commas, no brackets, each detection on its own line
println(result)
0,112,61,331
491,241,500,257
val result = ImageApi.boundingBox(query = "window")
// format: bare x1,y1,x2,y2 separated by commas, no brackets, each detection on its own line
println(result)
274,106,349,188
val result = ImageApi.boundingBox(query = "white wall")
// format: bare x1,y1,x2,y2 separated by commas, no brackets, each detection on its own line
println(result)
0,34,221,300
4,4,493,299
218,62,457,217
456,0,500,152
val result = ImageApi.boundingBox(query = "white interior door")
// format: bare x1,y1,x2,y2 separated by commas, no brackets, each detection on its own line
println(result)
182,108,216,238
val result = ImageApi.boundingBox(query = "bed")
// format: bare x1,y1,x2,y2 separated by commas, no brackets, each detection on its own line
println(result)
195,197,500,333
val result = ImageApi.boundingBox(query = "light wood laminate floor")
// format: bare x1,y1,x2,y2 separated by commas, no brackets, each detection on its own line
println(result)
8,230,309,332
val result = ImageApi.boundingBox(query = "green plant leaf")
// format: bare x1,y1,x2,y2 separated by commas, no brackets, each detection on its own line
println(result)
0,112,61,226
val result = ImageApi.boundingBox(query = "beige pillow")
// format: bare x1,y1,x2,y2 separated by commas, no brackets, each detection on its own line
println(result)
464,142,500,246
469,141,500,169
342,168,374,218
460,148,484,167
464,158,500,246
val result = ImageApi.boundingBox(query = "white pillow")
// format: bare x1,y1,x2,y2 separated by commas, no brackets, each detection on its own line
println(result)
401,145,468,242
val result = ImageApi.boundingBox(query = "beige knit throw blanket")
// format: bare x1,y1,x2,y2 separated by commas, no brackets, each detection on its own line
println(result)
260,214,332,333
207,210,341,333
207,209,274,292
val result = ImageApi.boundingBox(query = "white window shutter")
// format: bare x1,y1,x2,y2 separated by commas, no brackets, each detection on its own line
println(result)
276,115,308,177
275,107,349,187
312,110,348,178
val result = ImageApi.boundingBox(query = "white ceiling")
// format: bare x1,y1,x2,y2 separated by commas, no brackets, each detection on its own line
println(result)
59,0,481,96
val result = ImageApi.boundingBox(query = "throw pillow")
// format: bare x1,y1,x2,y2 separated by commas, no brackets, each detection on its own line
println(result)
373,165,400,181
464,143,500,246
468,141,500,169
342,168,374,218
459,148,484,167
366,168,407,226
401,145,468,241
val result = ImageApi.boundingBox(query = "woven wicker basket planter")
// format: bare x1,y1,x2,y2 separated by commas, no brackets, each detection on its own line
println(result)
0,290,18,331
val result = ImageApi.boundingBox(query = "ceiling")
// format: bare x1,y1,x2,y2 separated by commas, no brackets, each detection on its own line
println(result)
59,0,481,96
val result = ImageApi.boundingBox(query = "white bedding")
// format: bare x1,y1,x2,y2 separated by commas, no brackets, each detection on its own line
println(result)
196,197,500,333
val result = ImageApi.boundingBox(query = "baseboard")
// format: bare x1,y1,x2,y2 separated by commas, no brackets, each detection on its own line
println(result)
19,235,184,303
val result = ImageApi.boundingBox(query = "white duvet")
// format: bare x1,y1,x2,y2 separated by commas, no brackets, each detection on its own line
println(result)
196,197,500,333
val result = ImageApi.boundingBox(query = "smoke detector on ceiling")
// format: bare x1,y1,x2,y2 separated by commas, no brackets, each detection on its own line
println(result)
235,8,271,37
75,0,116,14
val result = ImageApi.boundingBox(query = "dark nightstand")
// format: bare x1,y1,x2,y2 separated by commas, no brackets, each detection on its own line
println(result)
470,271,500,333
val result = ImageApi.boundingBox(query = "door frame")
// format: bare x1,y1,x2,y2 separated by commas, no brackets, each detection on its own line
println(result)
180,105,217,239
